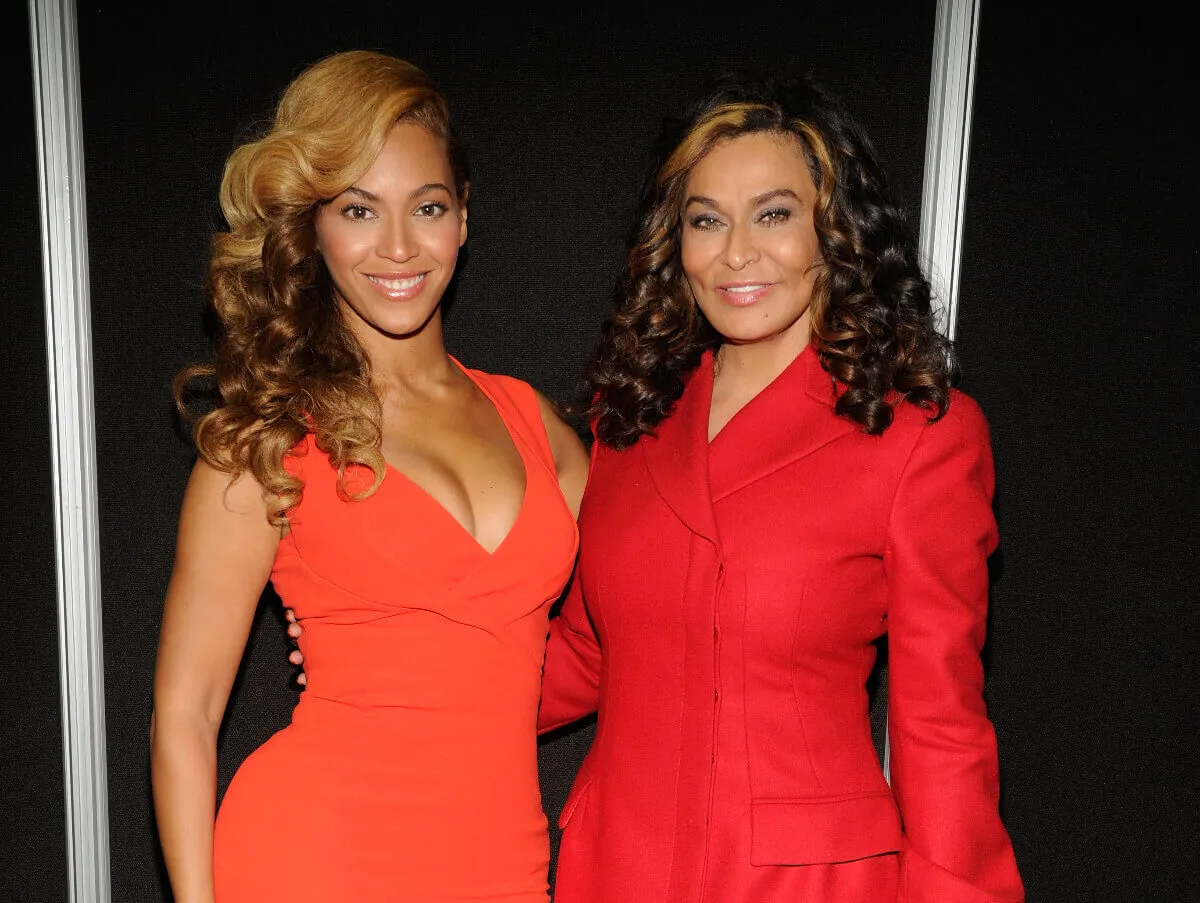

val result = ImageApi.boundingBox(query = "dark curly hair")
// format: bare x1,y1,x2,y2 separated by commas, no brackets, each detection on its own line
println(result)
587,71,956,449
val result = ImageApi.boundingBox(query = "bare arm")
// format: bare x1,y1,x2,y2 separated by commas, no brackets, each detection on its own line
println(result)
533,390,589,517
150,461,280,903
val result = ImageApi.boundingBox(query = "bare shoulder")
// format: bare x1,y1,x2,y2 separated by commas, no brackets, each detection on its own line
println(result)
531,389,587,462
532,389,589,517
179,458,279,540
185,457,266,509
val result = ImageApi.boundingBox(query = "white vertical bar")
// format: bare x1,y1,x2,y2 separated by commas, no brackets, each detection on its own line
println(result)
28,0,111,899
884,0,982,784
918,0,982,342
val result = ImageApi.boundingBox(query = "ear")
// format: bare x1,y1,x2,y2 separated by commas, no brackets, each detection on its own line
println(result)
458,186,470,247
312,206,326,257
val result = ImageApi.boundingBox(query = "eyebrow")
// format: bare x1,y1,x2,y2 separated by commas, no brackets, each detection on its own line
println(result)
408,182,453,199
339,182,454,203
342,186,381,203
684,188,802,209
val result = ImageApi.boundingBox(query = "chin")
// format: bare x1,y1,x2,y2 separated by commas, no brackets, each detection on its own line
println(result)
711,307,810,349
349,306,430,339
710,316,781,346
379,315,437,338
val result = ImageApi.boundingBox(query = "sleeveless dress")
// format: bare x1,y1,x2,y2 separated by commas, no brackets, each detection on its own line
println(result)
212,365,578,902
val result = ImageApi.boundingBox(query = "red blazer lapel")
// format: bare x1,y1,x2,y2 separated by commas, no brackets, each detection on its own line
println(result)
639,353,722,546
709,344,860,502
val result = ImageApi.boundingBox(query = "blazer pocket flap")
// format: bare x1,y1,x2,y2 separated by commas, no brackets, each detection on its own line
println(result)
750,792,902,866
556,767,594,829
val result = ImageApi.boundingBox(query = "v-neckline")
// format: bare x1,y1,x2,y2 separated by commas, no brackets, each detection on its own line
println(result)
707,343,812,446
379,358,530,558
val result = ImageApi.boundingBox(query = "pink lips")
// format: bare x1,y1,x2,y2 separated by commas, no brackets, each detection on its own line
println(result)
716,281,775,307
364,271,428,301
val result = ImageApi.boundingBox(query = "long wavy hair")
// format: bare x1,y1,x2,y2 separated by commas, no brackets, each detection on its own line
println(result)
175,51,469,521
587,72,956,449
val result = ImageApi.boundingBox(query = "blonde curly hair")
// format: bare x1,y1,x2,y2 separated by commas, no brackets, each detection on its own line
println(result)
175,51,469,522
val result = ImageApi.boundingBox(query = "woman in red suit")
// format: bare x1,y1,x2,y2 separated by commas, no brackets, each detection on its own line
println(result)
538,73,1025,902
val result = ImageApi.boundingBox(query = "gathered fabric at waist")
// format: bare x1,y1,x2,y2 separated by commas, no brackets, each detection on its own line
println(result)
292,606,545,709
286,692,540,780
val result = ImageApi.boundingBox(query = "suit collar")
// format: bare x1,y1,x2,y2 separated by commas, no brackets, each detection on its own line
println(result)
639,352,722,546
708,343,859,502
639,344,862,535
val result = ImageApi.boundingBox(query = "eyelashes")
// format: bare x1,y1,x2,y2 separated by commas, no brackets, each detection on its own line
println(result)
686,207,794,230
338,201,450,221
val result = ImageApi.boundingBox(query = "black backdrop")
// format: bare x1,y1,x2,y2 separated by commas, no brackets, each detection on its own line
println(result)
4,2,1193,902
1,2,66,901
77,5,934,902
955,6,1197,901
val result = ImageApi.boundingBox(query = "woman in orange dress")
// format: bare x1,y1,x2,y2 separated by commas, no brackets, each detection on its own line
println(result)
150,51,587,903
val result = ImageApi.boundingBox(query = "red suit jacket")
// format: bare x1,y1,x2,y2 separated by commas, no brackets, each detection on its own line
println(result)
539,345,1023,902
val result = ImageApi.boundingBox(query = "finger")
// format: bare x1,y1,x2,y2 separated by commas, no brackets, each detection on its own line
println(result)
296,673,307,686
285,610,296,623
288,650,303,665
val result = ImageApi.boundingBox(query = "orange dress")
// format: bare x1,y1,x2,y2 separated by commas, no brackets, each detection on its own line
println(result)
213,365,578,902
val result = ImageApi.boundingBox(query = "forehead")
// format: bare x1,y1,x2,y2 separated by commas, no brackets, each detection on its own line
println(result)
356,122,453,188
686,131,814,197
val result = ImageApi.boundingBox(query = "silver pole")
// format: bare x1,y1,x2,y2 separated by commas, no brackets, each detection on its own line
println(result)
885,0,982,784
28,0,111,899
918,0,983,342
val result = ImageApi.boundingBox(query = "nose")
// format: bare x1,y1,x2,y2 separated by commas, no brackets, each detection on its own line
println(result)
377,216,417,263
723,220,760,270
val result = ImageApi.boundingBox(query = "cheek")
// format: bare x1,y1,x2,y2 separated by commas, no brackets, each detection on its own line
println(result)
316,220,366,270
425,221,464,262
775,230,821,281
680,235,712,286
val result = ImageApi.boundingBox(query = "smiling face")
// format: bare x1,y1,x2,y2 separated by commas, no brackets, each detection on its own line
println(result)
315,122,467,344
680,130,822,354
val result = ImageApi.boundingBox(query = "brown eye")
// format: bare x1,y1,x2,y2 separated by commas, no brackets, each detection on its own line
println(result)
759,207,791,225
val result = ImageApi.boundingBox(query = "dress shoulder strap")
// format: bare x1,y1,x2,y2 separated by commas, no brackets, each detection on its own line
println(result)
467,369,558,477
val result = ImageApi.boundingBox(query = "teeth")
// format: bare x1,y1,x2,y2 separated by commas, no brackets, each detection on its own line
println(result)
724,284,767,293
369,274,425,290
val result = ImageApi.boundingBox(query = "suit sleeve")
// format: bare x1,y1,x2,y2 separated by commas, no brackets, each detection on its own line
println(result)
538,426,604,734
538,566,602,733
884,397,1024,903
